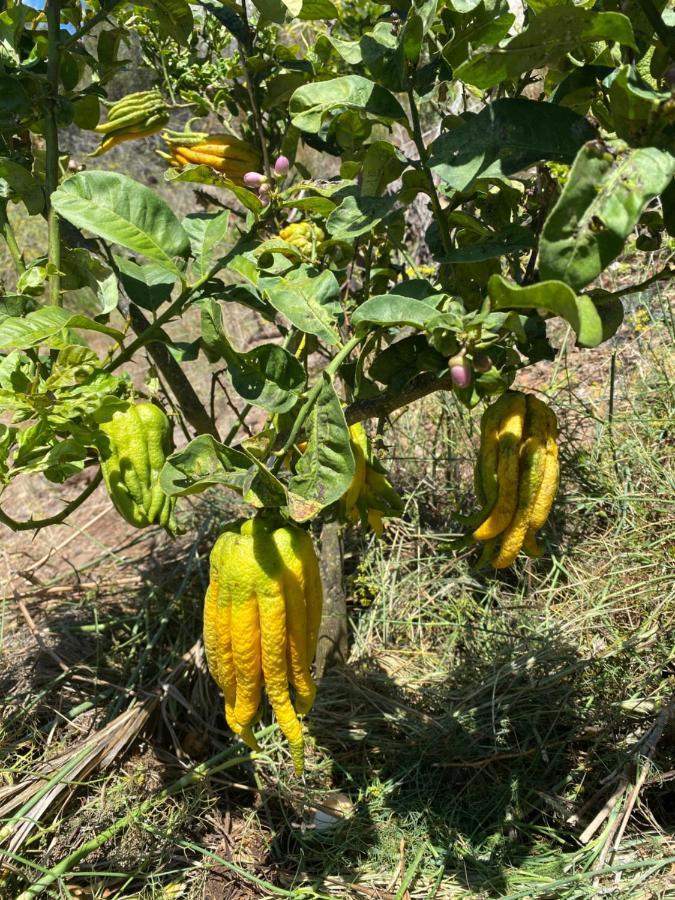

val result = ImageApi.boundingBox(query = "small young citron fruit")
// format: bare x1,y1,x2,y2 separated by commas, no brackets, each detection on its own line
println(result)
449,353,471,388
244,171,265,188
274,155,290,177
473,352,492,374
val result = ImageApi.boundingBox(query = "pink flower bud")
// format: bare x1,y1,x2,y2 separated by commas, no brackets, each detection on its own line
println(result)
274,155,290,178
260,193,271,207
258,181,271,195
449,354,471,389
243,171,265,188
473,352,492,374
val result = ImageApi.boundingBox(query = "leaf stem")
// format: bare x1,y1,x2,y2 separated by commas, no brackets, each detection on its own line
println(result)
274,334,362,466
45,0,62,307
105,270,213,373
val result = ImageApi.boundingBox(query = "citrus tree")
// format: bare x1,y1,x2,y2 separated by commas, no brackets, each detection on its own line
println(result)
0,0,673,770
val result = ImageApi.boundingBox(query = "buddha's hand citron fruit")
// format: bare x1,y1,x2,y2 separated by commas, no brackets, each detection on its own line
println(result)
203,517,323,775
342,423,403,537
159,129,260,185
97,402,176,533
469,392,559,567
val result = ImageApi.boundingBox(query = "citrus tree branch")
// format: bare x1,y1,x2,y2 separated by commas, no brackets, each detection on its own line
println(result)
45,0,62,306
344,370,455,427
0,470,102,532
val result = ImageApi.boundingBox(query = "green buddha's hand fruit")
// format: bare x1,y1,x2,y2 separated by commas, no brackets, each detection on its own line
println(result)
97,402,176,533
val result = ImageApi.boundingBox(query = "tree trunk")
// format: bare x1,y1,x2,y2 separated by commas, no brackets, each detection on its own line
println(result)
315,520,349,679
127,303,220,440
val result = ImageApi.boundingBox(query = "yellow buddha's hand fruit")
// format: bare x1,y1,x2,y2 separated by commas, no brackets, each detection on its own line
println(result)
97,402,176,533
203,517,323,775
342,423,403,536
158,129,260,185
469,392,559,567
277,222,325,258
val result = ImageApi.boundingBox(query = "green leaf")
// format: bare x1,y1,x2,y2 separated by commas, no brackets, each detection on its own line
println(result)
52,172,190,274
429,99,597,191
289,75,407,133
282,0,302,15
360,141,406,197
539,142,675,290
136,0,193,43
352,294,441,331
259,265,342,346
182,210,231,278
114,256,176,311
200,298,305,413
288,374,355,521
437,225,536,262
442,0,513,71
0,158,44,214
251,0,288,23
199,2,250,44
165,165,263,215
326,193,397,240
60,247,118,316
0,306,123,350
488,275,604,348
160,434,286,508
607,65,675,149
456,8,636,90
299,0,339,19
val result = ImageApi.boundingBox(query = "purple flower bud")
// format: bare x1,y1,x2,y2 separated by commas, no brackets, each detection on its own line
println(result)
473,352,492,374
260,193,271,207
274,155,290,178
258,181,271,195
243,171,265,188
449,354,471,389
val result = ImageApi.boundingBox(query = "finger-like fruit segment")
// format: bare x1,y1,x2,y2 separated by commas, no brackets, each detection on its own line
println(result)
341,423,403,536
468,392,559,567
203,518,323,774
473,393,527,541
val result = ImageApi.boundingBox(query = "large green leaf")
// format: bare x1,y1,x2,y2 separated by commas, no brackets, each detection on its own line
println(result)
488,275,604,348
442,0,514,71
160,434,286,507
182,210,231,279
0,158,44,214
437,225,535,262
259,266,341,346
114,256,176,312
200,298,305,413
288,374,354,521
456,8,636,90
289,75,407,133
0,306,123,350
352,294,441,331
539,143,675,290
326,194,397,240
429,99,597,191
52,172,190,274
165,165,263,215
